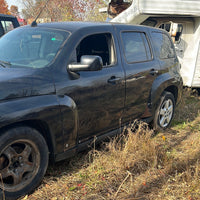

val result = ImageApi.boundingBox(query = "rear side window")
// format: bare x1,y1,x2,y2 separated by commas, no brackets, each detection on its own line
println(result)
151,32,175,59
121,32,152,63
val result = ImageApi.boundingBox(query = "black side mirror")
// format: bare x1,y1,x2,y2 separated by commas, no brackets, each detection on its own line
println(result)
68,55,103,72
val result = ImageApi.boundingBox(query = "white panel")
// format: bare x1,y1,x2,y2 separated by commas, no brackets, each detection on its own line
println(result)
192,42,200,87
139,0,200,16
112,0,200,24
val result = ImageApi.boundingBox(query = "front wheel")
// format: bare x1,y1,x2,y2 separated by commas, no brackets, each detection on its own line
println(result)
153,91,175,130
0,126,49,199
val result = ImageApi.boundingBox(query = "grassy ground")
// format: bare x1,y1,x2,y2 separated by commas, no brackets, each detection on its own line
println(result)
23,88,200,200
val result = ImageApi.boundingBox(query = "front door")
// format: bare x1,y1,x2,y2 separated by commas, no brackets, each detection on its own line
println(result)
54,28,125,145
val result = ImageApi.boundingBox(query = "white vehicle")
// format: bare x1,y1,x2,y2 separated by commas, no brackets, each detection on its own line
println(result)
111,0,200,88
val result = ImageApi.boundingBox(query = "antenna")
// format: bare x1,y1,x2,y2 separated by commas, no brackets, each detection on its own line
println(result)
31,0,51,27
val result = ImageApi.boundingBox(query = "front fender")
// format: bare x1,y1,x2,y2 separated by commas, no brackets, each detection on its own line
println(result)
57,95,78,151
0,95,65,157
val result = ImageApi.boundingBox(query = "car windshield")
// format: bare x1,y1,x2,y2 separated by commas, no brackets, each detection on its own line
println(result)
0,27,70,68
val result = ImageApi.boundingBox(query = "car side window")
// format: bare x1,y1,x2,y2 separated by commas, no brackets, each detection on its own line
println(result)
1,20,14,34
121,31,152,63
151,31,175,59
0,24,4,37
71,33,115,67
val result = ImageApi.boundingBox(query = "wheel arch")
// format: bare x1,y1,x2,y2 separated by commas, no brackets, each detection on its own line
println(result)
0,120,55,161
163,85,178,103
150,73,181,111
151,84,179,113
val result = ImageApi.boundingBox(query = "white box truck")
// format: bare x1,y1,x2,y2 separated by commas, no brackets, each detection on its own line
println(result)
111,0,200,88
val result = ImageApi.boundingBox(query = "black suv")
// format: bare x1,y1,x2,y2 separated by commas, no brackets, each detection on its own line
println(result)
0,22,182,199
0,14,20,37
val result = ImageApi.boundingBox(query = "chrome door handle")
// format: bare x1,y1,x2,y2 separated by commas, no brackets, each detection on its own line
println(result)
149,69,158,75
107,76,121,84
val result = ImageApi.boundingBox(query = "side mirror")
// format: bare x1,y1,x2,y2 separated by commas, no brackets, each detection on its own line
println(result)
68,55,103,72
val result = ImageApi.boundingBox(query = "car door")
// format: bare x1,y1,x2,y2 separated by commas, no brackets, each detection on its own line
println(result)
0,16,19,37
54,27,125,146
115,26,160,124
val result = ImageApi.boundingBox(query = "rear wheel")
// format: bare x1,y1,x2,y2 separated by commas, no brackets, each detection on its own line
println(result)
0,126,48,199
153,91,175,130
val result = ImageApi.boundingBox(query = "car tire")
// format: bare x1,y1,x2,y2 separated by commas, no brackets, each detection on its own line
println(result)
153,91,175,131
0,126,48,200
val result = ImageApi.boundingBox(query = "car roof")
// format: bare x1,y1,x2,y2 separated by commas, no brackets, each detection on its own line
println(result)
21,21,159,33
0,14,17,19
36,21,114,33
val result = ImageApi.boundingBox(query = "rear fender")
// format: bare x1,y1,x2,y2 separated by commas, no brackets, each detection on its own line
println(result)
150,73,178,111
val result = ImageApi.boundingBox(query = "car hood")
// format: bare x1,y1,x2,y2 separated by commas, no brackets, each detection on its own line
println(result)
0,67,54,101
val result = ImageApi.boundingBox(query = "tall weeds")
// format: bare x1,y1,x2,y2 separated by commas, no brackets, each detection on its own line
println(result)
74,121,168,199
28,88,200,200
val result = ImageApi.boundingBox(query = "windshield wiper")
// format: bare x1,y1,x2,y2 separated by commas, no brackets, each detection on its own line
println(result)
0,60,11,68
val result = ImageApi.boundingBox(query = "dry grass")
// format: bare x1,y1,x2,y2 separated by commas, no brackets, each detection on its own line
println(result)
22,88,200,200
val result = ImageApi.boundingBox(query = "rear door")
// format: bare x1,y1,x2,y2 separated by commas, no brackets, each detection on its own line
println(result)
115,25,160,124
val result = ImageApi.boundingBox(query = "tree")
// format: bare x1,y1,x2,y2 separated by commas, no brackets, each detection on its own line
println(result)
21,0,108,22
10,5,19,16
21,0,75,21
21,0,39,19
70,0,106,21
0,0,10,15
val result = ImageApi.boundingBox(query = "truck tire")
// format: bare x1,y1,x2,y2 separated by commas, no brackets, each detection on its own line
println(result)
153,91,175,131
0,126,48,200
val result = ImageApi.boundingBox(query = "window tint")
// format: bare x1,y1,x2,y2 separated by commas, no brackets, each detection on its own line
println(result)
151,32,175,59
159,23,171,32
121,32,151,63
72,33,115,66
